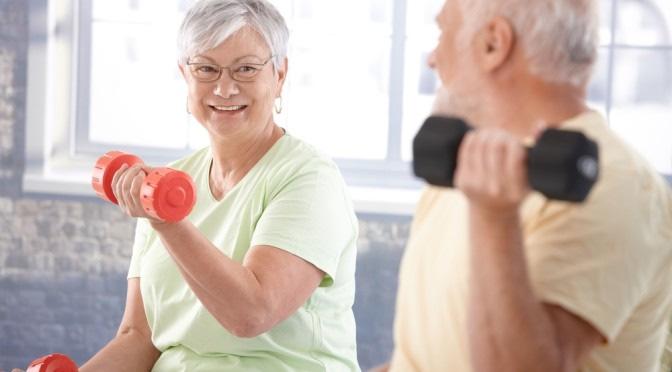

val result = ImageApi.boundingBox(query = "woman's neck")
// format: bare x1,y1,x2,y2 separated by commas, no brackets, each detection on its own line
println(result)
208,123,284,200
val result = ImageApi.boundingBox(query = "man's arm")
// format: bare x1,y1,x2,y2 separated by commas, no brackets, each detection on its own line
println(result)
467,209,602,372
456,129,603,372
79,278,160,372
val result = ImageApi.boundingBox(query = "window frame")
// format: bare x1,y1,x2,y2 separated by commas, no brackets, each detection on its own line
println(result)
72,0,425,190
23,0,671,215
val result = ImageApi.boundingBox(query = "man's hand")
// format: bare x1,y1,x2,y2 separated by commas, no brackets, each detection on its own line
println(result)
454,128,529,215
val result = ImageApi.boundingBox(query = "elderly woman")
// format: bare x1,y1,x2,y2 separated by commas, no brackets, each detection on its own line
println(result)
78,0,359,371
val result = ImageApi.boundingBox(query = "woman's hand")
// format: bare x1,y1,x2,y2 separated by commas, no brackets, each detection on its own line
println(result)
110,163,165,224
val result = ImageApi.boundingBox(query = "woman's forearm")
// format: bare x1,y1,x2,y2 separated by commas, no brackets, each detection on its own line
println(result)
80,328,160,372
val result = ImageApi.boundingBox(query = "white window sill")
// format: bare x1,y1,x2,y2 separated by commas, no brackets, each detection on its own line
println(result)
23,170,421,216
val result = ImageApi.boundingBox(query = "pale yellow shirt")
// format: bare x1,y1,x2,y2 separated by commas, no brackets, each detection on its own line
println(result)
390,111,672,372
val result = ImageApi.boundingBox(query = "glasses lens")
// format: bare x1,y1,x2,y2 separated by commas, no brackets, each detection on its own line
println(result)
190,64,220,82
231,63,263,82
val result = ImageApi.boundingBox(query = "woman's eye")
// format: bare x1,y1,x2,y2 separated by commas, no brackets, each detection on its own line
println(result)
237,65,259,74
197,65,218,73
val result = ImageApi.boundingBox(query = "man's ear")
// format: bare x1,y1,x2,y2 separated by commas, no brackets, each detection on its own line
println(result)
475,16,515,72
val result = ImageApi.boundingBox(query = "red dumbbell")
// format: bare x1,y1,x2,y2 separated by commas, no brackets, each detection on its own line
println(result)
92,151,196,222
27,353,78,372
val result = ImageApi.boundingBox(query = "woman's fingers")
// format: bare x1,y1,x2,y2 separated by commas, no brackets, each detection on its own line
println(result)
112,163,147,216
112,163,130,209
129,170,147,216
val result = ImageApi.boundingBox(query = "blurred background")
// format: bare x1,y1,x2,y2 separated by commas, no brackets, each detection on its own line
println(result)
0,0,670,369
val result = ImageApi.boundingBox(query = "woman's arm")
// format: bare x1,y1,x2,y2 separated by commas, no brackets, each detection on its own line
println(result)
152,221,324,338
112,163,326,338
79,278,160,372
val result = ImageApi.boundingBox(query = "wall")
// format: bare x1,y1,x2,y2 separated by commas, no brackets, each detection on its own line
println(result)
0,1,409,369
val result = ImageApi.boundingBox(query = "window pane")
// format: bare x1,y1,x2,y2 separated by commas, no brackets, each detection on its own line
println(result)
283,37,390,159
290,0,392,31
615,0,672,46
281,0,393,160
610,48,672,173
92,0,155,21
401,0,443,161
598,0,614,45
88,20,191,149
586,48,610,116
88,1,193,149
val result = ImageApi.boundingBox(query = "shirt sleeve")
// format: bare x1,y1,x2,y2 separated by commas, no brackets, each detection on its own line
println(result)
525,171,656,343
250,162,357,287
127,218,152,279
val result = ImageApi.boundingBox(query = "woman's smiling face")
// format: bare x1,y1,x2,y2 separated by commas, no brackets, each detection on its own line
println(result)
182,26,286,141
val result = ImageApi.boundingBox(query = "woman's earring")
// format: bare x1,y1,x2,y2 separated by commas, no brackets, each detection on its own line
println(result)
186,98,191,114
274,96,283,114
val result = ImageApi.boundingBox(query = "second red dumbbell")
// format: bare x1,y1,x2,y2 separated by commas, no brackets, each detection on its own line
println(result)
27,353,78,372
91,151,196,222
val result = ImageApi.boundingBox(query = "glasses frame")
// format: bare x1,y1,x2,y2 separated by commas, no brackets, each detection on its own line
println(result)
186,55,276,83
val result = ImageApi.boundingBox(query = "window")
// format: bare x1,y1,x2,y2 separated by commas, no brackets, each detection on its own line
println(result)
25,0,671,213
605,0,672,174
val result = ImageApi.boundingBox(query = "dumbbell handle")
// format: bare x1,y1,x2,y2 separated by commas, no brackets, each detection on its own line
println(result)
27,353,78,372
412,116,599,202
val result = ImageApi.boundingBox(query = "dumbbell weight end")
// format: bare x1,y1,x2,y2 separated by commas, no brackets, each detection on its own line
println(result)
27,353,78,372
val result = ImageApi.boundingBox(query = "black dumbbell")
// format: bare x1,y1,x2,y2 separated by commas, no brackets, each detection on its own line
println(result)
412,116,600,202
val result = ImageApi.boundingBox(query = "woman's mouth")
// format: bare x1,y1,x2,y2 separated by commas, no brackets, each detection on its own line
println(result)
210,104,248,114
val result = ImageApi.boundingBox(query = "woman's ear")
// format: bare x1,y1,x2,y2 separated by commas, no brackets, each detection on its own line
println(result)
475,16,515,72
275,57,288,95
178,63,187,80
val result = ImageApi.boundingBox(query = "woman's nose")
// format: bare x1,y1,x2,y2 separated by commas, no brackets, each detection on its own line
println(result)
213,73,240,98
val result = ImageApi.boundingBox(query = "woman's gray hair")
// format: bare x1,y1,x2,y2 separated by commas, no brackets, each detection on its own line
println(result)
458,0,599,87
177,0,289,70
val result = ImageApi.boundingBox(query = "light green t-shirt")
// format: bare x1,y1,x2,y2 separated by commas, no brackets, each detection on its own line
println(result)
128,134,360,372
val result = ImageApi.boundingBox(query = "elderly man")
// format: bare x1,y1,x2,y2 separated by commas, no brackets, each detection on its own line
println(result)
378,0,672,371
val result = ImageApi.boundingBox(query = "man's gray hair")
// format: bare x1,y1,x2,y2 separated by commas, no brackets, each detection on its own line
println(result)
177,0,289,70
458,0,599,87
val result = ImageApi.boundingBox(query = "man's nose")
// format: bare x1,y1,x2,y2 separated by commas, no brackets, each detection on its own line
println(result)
427,50,437,70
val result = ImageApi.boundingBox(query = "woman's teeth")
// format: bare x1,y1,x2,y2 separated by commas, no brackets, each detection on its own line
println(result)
213,105,245,111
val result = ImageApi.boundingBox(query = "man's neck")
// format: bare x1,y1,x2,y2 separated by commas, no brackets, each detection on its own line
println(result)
474,78,590,139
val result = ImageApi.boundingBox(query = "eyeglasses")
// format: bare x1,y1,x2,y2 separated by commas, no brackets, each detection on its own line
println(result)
186,55,275,83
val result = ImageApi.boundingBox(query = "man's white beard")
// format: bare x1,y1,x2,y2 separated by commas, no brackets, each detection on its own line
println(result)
430,84,479,120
